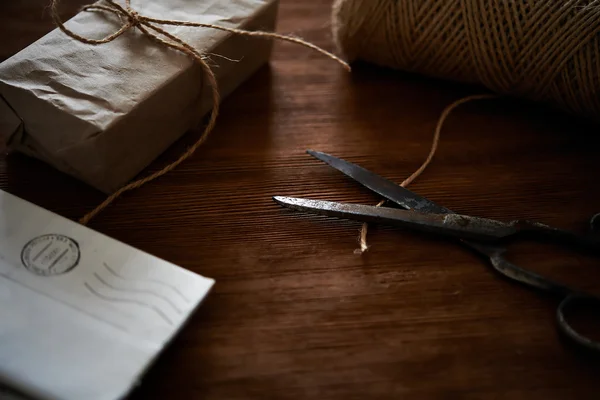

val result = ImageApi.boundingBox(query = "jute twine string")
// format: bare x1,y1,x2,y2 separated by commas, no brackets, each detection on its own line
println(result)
49,0,350,225
356,94,497,254
332,0,600,123
49,0,502,237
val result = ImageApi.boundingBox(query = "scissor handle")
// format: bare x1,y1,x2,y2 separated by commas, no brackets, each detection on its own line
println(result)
512,220,600,253
476,244,600,354
590,213,600,233
557,294,600,354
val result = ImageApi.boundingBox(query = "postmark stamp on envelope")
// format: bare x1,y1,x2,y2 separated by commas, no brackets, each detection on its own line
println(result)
21,234,80,276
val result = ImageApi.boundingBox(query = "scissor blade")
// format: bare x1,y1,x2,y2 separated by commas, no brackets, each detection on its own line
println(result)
273,196,515,241
307,150,450,214
303,150,509,259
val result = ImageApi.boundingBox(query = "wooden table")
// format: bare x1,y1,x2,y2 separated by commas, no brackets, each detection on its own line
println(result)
2,1,600,399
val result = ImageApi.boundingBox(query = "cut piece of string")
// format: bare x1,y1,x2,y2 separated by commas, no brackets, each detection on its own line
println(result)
356,93,498,254
48,0,350,225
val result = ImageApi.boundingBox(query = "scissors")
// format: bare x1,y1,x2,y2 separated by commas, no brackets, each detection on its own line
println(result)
273,150,600,354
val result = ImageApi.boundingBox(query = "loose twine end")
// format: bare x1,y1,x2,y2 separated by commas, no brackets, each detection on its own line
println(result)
49,0,350,225
356,93,498,254
354,199,385,254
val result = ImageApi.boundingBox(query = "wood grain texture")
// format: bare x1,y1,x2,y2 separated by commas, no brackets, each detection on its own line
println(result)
2,1,600,399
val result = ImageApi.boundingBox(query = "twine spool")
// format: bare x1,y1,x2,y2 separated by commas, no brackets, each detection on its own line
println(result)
332,0,600,122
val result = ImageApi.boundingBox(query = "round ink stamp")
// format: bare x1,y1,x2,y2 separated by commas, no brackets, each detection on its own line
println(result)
21,234,80,276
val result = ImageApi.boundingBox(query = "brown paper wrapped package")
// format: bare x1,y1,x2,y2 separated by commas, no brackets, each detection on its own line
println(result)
0,0,279,193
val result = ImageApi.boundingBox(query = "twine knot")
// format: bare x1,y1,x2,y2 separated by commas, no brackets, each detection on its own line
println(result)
125,9,141,26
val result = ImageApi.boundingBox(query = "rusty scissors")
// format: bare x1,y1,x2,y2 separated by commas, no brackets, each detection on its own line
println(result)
273,150,600,354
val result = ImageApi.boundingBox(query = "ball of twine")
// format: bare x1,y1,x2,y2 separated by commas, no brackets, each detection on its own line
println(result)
332,0,600,122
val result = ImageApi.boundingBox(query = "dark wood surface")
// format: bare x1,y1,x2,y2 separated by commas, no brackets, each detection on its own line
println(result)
2,1,600,399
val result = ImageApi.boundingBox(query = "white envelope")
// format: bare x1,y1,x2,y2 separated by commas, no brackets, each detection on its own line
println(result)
0,189,215,400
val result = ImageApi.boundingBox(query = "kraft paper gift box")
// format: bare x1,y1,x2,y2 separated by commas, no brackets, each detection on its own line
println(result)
0,0,279,193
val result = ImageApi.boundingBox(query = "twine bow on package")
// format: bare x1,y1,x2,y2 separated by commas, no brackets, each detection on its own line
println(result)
0,0,279,193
